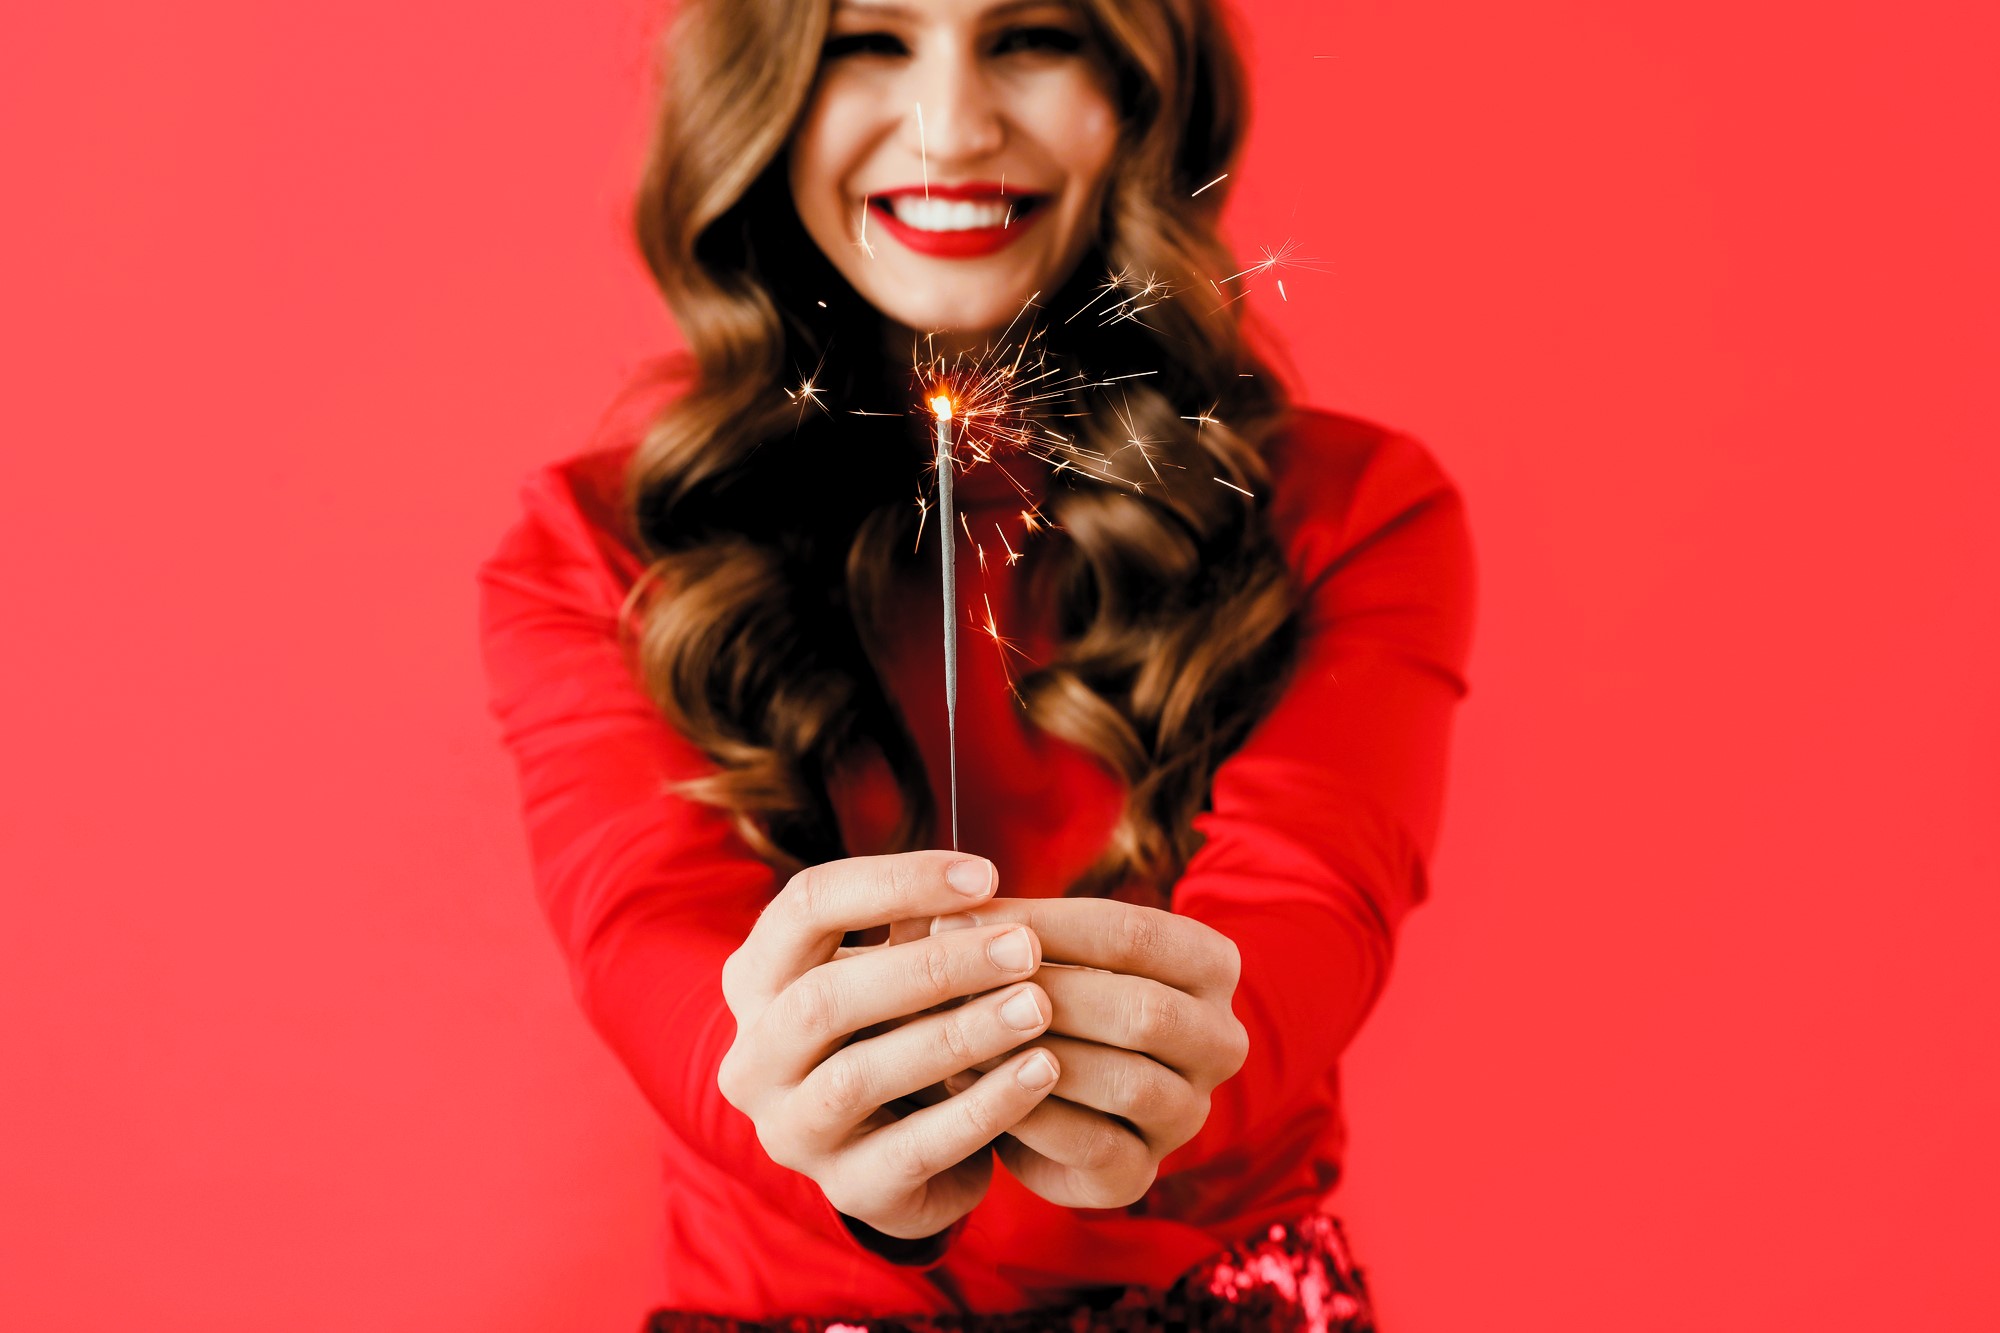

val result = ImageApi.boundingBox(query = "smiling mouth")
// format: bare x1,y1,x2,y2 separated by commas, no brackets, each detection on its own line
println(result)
869,193,1051,233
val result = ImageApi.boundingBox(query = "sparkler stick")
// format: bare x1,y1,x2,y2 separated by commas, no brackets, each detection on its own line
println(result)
929,391,960,850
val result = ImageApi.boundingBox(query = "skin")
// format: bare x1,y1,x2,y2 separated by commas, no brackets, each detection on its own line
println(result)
785,0,1123,360
717,847,1249,1238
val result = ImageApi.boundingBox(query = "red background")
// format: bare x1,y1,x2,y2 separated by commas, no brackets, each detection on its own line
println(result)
3,0,1995,1328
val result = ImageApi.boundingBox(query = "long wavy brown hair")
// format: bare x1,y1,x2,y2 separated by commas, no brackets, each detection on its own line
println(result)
615,0,1306,907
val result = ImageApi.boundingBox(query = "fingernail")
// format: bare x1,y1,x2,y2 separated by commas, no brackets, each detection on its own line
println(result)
987,928,1033,972
1000,986,1044,1030
1016,1051,1057,1091
930,913,979,935
946,859,995,897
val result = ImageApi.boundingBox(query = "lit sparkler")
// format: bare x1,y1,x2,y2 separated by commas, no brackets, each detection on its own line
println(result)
929,390,959,850
792,262,1300,851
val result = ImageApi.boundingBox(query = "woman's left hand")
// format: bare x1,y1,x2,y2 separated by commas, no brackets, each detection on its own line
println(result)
916,896,1250,1211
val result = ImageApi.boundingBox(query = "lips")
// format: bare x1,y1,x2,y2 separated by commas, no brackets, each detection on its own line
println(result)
866,183,1052,259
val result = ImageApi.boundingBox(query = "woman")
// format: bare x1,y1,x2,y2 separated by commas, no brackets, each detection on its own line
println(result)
475,0,1477,1327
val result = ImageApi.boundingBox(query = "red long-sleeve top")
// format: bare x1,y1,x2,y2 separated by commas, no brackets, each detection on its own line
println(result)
474,404,1476,1318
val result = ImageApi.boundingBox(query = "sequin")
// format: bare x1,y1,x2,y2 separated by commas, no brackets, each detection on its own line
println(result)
641,1211,1376,1333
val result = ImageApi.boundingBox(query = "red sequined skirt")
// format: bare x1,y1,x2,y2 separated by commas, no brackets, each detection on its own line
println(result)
640,1212,1377,1333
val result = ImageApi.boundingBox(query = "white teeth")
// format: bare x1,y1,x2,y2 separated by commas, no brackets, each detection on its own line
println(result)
888,196,1013,232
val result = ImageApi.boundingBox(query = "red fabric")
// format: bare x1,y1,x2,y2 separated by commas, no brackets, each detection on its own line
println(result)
474,405,1476,1318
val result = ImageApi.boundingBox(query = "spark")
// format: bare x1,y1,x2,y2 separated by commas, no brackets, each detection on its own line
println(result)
1278,279,1288,302
1069,268,1176,330
976,593,1035,708
994,522,1021,566
1107,388,1175,486
1191,172,1229,196
1218,236,1330,285
852,197,876,260
894,265,1239,526
912,493,930,553
1063,263,1135,325
783,345,834,430
1181,404,1223,434
1215,475,1255,498
959,512,986,573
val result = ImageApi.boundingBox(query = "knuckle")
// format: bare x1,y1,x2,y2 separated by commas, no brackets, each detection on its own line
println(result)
953,1082,1004,1145
1212,930,1242,990
790,862,832,924
811,1053,871,1125
1116,908,1165,969
936,1007,979,1066
785,975,841,1040
1224,1016,1250,1074
815,1158,864,1216
884,1123,938,1185
887,852,931,902
1127,988,1180,1046
753,1110,805,1174
1078,1121,1135,1176
1190,1090,1214,1139
1080,1136,1152,1208
1117,1060,1169,1123
715,1045,746,1108
917,939,958,1003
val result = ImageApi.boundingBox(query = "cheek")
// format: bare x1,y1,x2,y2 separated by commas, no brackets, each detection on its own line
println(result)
788,97,856,221
1068,97,1121,199
787,133,829,217
1034,80,1119,188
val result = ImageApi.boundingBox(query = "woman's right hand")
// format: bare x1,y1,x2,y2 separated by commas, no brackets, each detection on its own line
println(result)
715,849,1060,1242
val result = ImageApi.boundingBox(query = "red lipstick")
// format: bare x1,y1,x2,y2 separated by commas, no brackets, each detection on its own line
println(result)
868,182,1049,259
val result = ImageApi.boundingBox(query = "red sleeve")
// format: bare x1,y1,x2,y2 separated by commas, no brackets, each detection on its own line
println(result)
473,453,966,1270
1155,426,1478,1181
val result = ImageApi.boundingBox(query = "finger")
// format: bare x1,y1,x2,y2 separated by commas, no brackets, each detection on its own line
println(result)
735,850,998,1003
788,980,1053,1154
946,1032,1204,1156
887,914,938,947
927,897,1237,1000
841,1047,1061,1206
1027,963,1217,1078
990,1097,1156,1211
755,921,1043,1086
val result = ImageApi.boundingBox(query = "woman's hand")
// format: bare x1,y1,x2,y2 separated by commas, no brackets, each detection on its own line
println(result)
927,896,1249,1210
714,849,1064,1242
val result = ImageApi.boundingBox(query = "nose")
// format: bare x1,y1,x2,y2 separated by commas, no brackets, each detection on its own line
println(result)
903,40,1004,167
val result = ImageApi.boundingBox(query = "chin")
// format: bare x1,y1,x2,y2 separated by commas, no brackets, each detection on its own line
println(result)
875,289,1040,342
